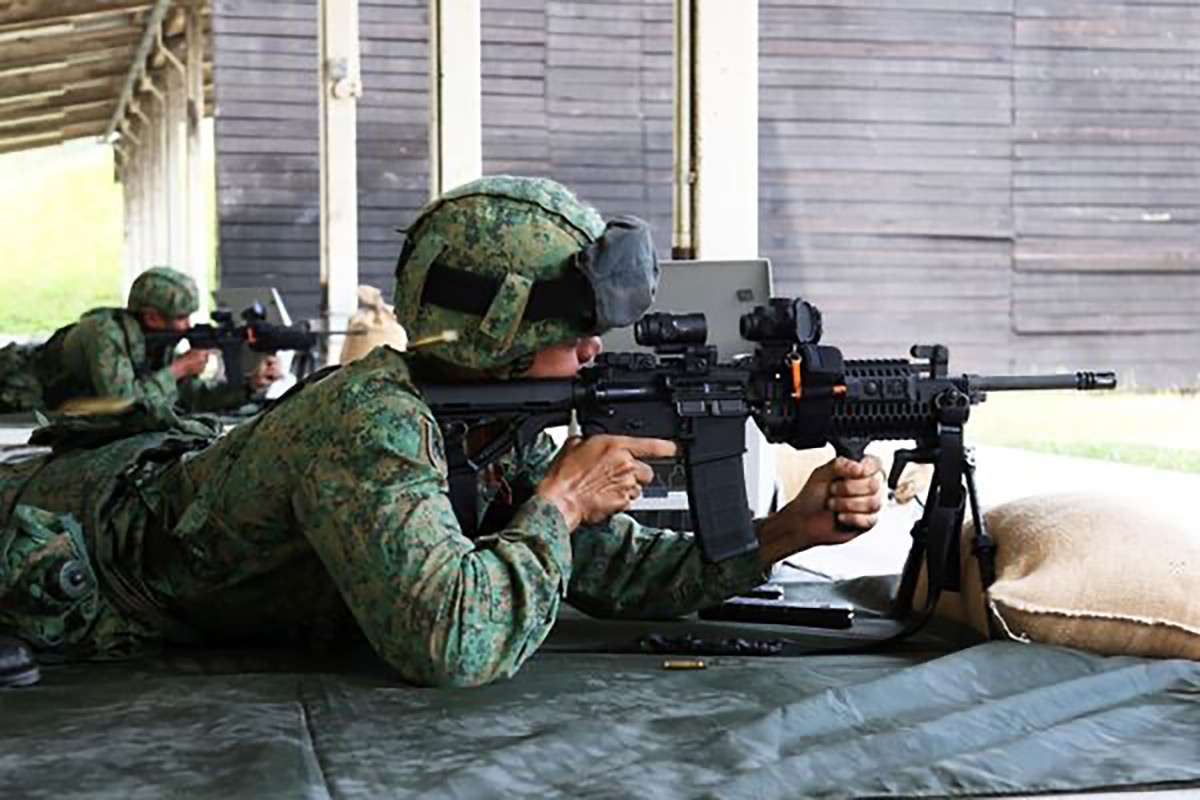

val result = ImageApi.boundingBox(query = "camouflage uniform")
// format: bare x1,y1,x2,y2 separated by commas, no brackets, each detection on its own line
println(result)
0,178,767,687
0,267,247,415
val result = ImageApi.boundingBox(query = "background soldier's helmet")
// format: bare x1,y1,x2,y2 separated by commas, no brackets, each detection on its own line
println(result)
126,266,199,318
393,175,658,375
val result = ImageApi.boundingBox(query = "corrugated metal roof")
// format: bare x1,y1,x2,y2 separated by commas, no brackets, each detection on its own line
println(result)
0,0,210,156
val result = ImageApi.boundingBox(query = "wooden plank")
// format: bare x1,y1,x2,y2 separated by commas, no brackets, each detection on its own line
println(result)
0,80,122,116
763,120,1012,142
1014,173,1199,191
1014,312,1198,335
0,60,129,101
0,0,150,29
759,16,1012,49
764,0,1012,11
762,99,1012,126
1015,239,1200,272
759,37,1011,63
0,102,112,137
0,28,137,72
1016,189,1200,206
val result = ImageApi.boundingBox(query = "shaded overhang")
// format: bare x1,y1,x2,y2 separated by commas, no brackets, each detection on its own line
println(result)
0,0,211,156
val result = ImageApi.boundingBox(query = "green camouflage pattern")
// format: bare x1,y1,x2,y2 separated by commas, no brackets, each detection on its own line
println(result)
0,347,766,686
0,342,43,412
126,266,199,317
394,175,606,375
0,309,246,414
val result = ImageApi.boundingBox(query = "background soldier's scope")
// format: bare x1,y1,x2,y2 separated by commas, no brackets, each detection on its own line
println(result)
740,298,823,345
634,312,708,348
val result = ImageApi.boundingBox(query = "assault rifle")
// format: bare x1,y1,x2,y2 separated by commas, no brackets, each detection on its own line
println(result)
422,297,1116,634
145,303,329,390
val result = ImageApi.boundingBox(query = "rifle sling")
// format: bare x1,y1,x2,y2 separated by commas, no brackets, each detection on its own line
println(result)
442,418,530,539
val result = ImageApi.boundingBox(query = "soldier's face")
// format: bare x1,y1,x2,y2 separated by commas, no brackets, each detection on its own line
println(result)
522,336,603,378
141,309,191,332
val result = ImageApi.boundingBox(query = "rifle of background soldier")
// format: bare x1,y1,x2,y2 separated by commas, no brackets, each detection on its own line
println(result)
144,303,361,390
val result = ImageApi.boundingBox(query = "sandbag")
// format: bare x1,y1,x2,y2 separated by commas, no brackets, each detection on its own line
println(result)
339,286,408,365
923,492,1200,660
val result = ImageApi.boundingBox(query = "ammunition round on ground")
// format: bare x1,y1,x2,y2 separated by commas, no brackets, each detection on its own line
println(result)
661,658,706,670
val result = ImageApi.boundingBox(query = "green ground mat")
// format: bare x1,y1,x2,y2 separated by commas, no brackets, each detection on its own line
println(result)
3,589,1198,799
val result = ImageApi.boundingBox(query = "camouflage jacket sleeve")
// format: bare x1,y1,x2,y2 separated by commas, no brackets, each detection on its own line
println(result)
295,390,574,688
176,375,250,413
512,433,769,619
73,315,179,407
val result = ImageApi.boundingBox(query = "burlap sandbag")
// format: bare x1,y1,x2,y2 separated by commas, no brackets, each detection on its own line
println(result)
920,492,1200,660
339,286,408,364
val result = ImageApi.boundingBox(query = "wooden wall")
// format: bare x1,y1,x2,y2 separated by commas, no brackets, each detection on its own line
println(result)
211,0,427,318
1010,0,1200,386
211,0,1200,386
757,0,1016,373
479,0,674,254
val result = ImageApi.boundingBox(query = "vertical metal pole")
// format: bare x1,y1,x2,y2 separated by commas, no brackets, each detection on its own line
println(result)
319,0,362,363
127,136,141,291
672,0,695,260
119,146,136,295
157,83,170,267
428,0,481,200
427,0,441,200
679,0,773,518
135,122,149,279
691,0,758,260
165,63,189,280
186,2,210,317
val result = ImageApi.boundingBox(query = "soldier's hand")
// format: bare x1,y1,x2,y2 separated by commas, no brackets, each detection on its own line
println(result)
536,435,677,531
756,455,886,566
168,349,213,381
250,356,284,391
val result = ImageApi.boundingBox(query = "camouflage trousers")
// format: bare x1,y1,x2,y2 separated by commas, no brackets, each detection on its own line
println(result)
0,504,158,660
0,418,219,660
0,342,43,413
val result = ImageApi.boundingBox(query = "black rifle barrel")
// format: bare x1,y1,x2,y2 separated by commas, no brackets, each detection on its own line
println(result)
969,371,1117,392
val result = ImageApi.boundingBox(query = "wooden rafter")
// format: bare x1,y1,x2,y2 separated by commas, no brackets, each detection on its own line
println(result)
0,27,137,73
0,0,152,31
0,60,131,102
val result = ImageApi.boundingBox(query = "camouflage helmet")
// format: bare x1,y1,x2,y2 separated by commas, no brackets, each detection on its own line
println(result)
394,175,658,375
127,266,199,318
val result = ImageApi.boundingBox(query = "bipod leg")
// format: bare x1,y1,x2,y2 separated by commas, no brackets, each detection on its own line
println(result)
963,447,996,588
891,478,939,619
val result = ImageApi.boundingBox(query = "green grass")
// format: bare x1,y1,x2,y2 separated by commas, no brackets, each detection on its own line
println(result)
0,141,125,334
970,391,1200,474
993,441,1200,473
0,133,218,337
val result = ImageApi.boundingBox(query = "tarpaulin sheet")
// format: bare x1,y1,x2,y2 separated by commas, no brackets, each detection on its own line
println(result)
2,576,1199,799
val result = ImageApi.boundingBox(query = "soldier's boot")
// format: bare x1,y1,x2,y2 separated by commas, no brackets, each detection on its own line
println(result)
0,634,39,688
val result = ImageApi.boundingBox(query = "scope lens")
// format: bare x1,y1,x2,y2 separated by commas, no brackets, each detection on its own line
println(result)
634,312,707,347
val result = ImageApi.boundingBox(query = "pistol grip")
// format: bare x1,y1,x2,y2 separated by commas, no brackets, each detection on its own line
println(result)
831,437,870,535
